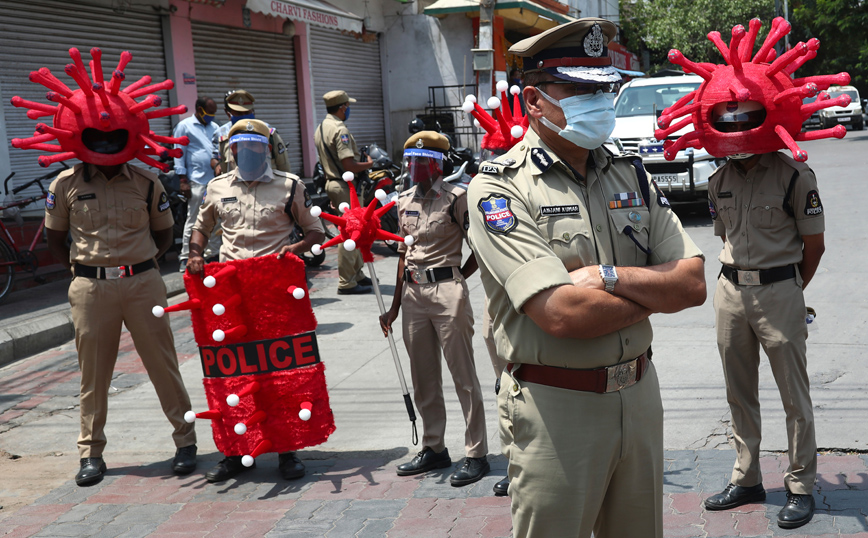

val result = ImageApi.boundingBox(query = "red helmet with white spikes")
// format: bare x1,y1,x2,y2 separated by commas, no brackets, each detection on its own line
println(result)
10,47,189,172
654,17,850,162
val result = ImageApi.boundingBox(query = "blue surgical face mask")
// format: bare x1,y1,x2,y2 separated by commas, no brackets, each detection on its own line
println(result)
344,106,351,121
230,112,255,125
537,88,616,150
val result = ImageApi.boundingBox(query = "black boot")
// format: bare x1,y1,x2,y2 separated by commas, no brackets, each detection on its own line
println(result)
450,456,490,487
278,452,306,480
704,483,766,510
75,457,106,486
493,476,509,496
205,456,253,483
172,445,197,475
396,447,451,476
777,492,814,529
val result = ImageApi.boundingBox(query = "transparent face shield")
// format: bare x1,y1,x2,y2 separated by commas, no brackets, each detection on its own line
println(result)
401,148,444,191
229,133,271,182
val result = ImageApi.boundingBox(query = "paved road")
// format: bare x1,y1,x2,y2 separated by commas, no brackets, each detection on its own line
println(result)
1,130,867,536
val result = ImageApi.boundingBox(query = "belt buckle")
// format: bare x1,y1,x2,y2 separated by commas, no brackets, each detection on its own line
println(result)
605,360,637,393
411,269,425,284
736,269,761,286
104,266,125,279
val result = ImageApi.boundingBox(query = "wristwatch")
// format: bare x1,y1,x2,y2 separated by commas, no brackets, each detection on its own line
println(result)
599,264,618,293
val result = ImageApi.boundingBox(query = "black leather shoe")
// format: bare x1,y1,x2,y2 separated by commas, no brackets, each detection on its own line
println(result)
205,456,253,483
172,445,197,475
450,456,491,487
337,285,372,295
704,483,766,510
397,447,451,476
778,492,815,529
75,457,106,486
357,276,373,286
278,452,306,480
493,476,509,496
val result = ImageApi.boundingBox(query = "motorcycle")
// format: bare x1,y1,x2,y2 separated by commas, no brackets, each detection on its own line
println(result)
156,167,189,258
360,143,401,252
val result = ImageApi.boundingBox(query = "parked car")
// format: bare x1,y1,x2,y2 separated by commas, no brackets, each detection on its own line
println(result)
818,85,863,130
801,95,821,130
611,75,722,203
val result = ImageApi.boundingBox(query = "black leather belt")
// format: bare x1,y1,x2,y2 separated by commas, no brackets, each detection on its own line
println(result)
74,260,155,279
507,353,649,394
404,266,459,284
721,264,795,286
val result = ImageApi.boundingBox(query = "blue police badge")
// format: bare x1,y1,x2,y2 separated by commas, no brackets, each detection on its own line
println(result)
45,191,56,210
340,134,350,145
708,199,717,219
479,195,518,235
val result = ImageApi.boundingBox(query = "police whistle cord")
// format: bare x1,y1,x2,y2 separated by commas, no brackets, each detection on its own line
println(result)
367,261,419,446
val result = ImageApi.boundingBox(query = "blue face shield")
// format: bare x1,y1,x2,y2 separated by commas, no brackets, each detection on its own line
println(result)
230,112,255,125
537,88,616,150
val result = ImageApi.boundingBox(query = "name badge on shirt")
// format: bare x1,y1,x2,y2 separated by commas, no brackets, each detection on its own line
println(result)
540,205,580,216
77,193,96,201
718,191,733,198
403,210,420,217
221,197,238,203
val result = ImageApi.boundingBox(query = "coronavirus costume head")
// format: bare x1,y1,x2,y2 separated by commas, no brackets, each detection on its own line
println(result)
10,47,189,172
654,17,851,162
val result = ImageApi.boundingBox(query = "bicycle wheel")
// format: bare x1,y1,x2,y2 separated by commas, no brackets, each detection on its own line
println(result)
0,239,17,304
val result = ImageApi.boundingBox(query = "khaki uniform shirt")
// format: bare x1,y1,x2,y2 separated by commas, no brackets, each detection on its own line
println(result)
315,114,358,180
45,163,174,266
193,167,324,261
709,152,825,269
467,128,704,369
397,178,470,270
214,124,291,174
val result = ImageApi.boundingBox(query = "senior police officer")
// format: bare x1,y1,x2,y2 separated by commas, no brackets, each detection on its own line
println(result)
702,103,825,529
211,89,292,175
315,90,374,295
379,131,490,487
189,119,324,482
45,141,198,487
467,19,706,537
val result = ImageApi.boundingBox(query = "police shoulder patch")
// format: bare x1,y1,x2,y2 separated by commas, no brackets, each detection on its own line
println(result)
340,134,350,145
303,189,312,208
158,191,170,212
479,162,502,175
804,190,823,216
45,191,56,210
479,195,518,235
708,199,717,220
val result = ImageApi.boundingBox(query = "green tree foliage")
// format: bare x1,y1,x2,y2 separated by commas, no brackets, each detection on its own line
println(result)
621,0,776,68
790,0,868,97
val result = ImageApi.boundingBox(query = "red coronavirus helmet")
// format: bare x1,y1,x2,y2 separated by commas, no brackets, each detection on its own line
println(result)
654,17,851,162
10,47,189,172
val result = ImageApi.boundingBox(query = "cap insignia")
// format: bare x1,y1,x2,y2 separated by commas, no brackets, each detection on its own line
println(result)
246,122,254,131
584,24,604,58
415,139,424,148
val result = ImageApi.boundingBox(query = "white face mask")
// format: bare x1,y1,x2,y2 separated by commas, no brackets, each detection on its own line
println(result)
537,87,616,150
728,153,755,161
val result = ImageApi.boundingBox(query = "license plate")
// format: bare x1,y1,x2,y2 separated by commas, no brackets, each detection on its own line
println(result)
652,174,679,183
837,117,851,123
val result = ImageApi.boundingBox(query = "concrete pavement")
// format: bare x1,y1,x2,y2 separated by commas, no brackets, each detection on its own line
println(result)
2,132,868,536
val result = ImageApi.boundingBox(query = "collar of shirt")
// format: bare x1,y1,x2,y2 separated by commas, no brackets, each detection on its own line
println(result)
87,162,133,183
229,163,275,185
326,114,345,127
733,152,774,179
411,176,445,199
523,128,609,184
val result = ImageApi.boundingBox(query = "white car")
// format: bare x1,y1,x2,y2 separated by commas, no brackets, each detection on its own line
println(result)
818,85,863,130
612,75,722,203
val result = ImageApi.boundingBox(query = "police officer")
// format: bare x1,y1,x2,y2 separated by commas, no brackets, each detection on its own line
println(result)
189,119,324,482
703,102,825,529
314,90,373,295
379,131,490,487
467,19,706,537
211,89,292,175
45,145,197,487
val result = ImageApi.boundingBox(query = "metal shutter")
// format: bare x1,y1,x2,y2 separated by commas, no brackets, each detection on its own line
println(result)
191,21,303,173
0,0,170,198
309,28,386,150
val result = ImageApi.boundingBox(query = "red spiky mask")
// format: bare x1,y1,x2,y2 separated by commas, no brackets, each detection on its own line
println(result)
10,47,189,172
654,17,851,162
463,80,529,153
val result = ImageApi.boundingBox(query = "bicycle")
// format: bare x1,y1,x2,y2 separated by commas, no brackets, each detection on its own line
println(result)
0,163,70,303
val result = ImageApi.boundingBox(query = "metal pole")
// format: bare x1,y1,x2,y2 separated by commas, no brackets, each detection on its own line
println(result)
366,261,418,445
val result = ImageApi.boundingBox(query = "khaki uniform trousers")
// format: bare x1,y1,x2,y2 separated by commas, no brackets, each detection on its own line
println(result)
180,181,221,261
69,268,196,458
499,362,663,538
714,275,816,494
482,298,508,381
402,275,487,458
325,178,365,289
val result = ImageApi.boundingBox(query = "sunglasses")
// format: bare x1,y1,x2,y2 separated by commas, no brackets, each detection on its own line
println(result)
535,81,621,96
